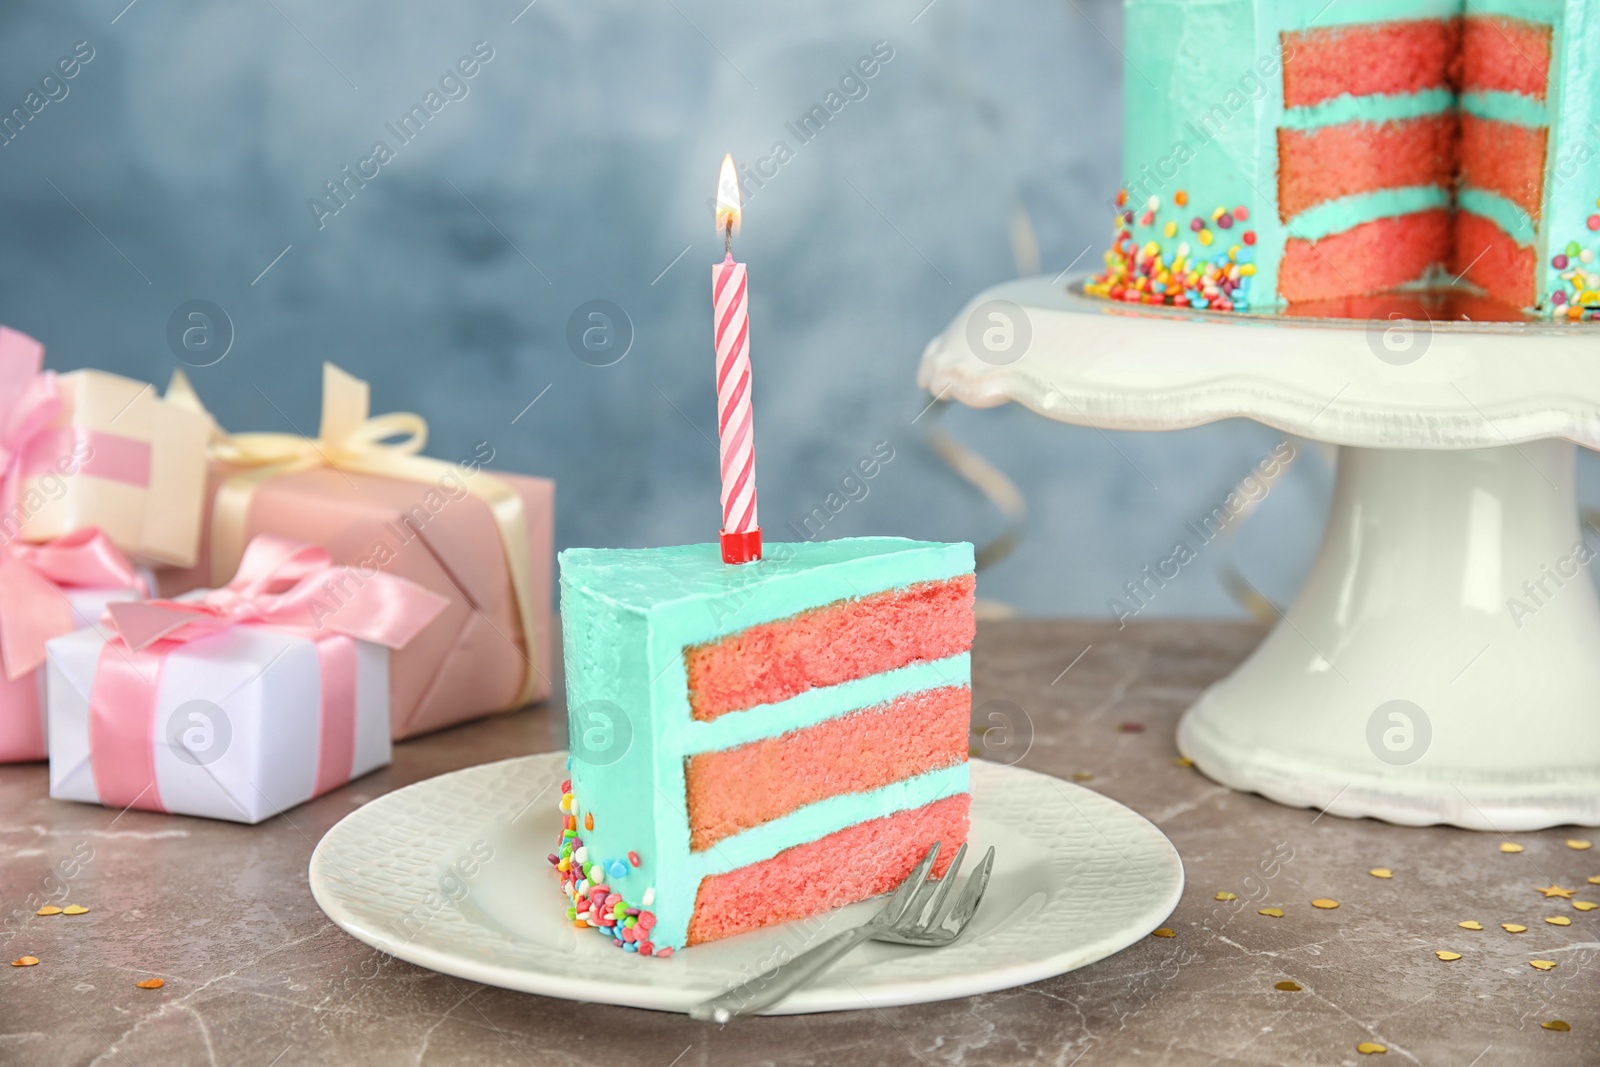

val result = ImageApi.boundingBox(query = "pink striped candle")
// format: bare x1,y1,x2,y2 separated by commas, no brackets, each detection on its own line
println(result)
714,154,761,564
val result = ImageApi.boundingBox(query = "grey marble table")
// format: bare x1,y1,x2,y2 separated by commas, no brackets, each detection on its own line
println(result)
2,620,1596,1066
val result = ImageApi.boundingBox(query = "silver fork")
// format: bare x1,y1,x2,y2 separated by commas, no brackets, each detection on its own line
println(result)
872,842,994,946
688,841,996,1022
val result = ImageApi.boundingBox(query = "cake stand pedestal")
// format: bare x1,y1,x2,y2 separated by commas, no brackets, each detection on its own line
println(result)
920,275,1600,830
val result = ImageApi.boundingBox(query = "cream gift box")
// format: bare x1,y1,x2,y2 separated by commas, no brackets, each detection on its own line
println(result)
45,536,447,824
0,327,211,566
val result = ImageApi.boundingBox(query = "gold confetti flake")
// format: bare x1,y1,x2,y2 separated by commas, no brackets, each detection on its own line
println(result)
1259,907,1285,918
1541,1020,1571,1032
1215,891,1238,901
1458,921,1484,930
1530,960,1557,971
10,957,38,967
61,905,89,916
1369,868,1393,879
1588,875,1600,885
1537,884,1575,899
1435,951,1462,961
1566,839,1592,851
34,906,62,917
1499,842,1524,853
1573,901,1597,911
1152,927,1175,938
1545,916,1572,926
1311,898,1340,910
1174,756,1194,767
1503,923,1528,933
1356,1042,1388,1055
1274,980,1301,991
1071,772,1094,782
135,978,164,989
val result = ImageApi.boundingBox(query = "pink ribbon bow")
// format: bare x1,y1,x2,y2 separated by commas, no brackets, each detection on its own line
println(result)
0,327,64,520
90,535,448,814
104,535,448,652
0,527,142,680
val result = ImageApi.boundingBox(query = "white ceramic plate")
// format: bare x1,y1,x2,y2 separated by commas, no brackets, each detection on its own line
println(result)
309,753,1183,1015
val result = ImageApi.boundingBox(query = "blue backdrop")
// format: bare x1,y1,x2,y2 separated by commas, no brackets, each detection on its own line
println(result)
5,0,1587,619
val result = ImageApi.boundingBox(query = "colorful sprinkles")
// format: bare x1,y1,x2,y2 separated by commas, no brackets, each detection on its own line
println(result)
1548,215,1600,319
1086,189,1258,311
550,780,671,958
1094,189,1600,317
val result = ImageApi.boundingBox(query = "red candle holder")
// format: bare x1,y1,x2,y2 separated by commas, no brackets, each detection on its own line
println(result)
719,527,762,565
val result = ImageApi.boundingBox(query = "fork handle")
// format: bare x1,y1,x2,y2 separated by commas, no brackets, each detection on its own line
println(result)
689,924,878,1022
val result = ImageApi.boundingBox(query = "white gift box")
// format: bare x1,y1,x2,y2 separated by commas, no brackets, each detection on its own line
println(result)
46,620,391,824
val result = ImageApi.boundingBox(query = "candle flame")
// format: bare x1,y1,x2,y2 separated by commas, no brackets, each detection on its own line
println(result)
715,153,741,240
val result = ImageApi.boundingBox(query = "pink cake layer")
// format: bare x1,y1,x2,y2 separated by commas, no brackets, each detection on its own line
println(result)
685,574,976,722
1279,210,1453,302
1277,114,1457,221
685,685,970,851
1459,15,1552,99
686,793,970,946
1281,19,1458,109
1459,113,1548,221
1454,210,1537,309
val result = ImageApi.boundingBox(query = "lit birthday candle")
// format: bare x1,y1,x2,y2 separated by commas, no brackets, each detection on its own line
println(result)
713,153,761,564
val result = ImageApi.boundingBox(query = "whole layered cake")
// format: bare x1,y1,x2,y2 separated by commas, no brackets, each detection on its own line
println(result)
550,537,975,955
1088,0,1600,317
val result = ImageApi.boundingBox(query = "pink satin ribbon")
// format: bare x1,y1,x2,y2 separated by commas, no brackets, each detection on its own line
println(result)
0,527,142,681
88,535,448,813
23,427,152,486
0,327,153,526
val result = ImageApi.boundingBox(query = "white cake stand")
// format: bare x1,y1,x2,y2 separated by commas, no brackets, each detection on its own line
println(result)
920,275,1600,831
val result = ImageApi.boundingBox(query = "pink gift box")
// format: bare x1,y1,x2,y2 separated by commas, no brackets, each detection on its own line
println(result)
154,364,553,739
0,529,147,763
157,466,554,739
46,536,447,823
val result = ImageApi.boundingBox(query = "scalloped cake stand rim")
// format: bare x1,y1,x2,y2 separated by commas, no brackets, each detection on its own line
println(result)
308,752,1184,1014
918,274,1600,451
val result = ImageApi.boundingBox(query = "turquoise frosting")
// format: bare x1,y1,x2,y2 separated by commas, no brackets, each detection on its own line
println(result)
1117,0,1600,310
1281,88,1455,129
1459,187,1538,245
1460,89,1550,128
1121,0,1279,298
1290,186,1452,241
1264,0,1460,27
1465,0,1568,21
558,537,975,950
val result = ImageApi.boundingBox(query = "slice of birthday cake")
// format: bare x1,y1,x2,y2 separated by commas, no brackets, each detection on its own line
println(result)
552,537,975,955
1087,0,1600,316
